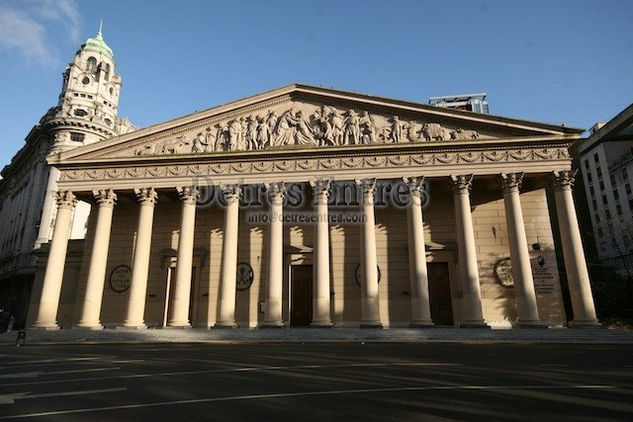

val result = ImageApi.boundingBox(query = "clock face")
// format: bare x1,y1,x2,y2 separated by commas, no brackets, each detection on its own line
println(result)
494,258,514,288
236,263,254,291
82,76,90,85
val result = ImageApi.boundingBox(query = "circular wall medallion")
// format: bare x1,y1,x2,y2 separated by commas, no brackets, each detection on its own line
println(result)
109,265,131,293
355,264,381,286
494,258,514,288
236,263,254,291
82,76,90,85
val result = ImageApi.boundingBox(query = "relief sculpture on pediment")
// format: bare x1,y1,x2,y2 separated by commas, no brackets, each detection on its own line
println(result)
127,102,483,157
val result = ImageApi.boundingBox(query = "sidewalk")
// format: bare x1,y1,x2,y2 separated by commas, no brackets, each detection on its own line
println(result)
2,326,633,345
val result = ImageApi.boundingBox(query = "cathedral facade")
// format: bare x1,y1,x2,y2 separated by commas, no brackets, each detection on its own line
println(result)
25,81,600,329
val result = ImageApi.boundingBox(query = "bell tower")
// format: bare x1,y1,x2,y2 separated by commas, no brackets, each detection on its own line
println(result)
41,23,134,152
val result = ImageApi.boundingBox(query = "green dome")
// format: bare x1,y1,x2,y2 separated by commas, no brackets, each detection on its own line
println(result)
82,31,113,58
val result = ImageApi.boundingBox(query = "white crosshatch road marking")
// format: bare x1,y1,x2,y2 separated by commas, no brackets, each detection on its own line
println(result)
0,385,616,419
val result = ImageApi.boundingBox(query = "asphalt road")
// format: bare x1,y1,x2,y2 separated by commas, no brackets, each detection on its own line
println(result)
0,342,631,421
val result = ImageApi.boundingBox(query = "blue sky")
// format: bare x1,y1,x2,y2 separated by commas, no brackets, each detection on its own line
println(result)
0,0,632,167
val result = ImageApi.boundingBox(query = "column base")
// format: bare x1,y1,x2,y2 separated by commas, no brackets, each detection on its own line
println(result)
118,324,147,330
310,321,334,328
410,321,434,328
31,324,60,331
517,321,549,329
165,324,192,329
214,323,237,329
459,322,490,329
569,320,602,328
73,324,104,331
259,322,285,328
359,322,383,328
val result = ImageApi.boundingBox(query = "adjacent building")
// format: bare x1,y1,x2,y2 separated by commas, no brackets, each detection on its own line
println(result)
0,29,134,327
575,105,633,278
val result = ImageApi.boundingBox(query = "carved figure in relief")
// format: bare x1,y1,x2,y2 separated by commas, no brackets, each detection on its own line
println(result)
343,109,360,145
272,108,297,146
246,116,258,150
421,123,452,141
135,145,154,155
359,111,376,144
214,122,228,151
450,128,480,140
406,121,422,142
310,105,333,146
191,132,207,153
204,127,216,152
389,116,403,143
160,134,190,154
294,110,317,145
328,107,344,145
227,119,242,151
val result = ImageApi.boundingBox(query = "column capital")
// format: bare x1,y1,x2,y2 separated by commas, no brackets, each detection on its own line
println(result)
264,182,286,202
403,176,425,196
177,186,200,204
552,170,577,191
501,172,524,194
93,189,117,208
451,174,474,193
134,187,158,205
355,178,377,197
55,190,76,209
220,184,241,204
310,179,331,198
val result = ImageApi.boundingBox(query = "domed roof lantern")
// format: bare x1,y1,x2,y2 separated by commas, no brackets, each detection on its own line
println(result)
81,20,113,58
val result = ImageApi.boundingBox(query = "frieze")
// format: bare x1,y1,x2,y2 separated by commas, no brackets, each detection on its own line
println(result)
59,147,571,182
101,101,492,159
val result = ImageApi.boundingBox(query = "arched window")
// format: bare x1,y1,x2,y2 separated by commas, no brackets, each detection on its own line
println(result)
87,57,97,73
104,63,111,81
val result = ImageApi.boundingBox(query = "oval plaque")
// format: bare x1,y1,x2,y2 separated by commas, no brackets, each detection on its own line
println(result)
236,263,254,291
355,264,381,286
109,265,131,293
494,258,514,288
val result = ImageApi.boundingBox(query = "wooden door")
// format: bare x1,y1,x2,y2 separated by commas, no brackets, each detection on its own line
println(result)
427,262,454,326
291,265,313,326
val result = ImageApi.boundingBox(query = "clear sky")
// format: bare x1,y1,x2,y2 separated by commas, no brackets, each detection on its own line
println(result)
0,0,632,167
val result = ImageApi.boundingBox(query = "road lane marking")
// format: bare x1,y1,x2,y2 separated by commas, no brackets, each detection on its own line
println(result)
539,364,568,367
0,385,615,418
0,387,126,405
0,362,463,387
2,357,112,366
0,367,120,379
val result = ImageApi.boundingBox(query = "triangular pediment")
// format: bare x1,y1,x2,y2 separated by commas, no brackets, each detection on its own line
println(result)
51,84,583,163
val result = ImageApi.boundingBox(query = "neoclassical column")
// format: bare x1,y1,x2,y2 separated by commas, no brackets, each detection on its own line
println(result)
501,173,543,327
553,170,600,327
262,182,285,327
451,175,487,328
216,184,241,328
404,177,433,327
123,188,157,328
168,186,200,327
77,189,117,329
311,179,333,327
32,191,76,329
356,178,382,328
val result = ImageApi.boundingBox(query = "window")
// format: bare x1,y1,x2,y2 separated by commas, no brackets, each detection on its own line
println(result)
629,198,633,211
614,190,620,200
87,56,97,73
584,160,590,170
588,173,593,183
590,186,595,197
597,167,603,178
602,195,608,205
611,174,616,185
626,184,632,195
600,241,606,251
598,227,604,237
594,153,599,163
617,204,623,215
70,132,85,142
73,108,87,116
623,168,629,180
599,180,605,191
592,199,598,210
104,63,111,81
605,209,611,219
595,214,601,223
